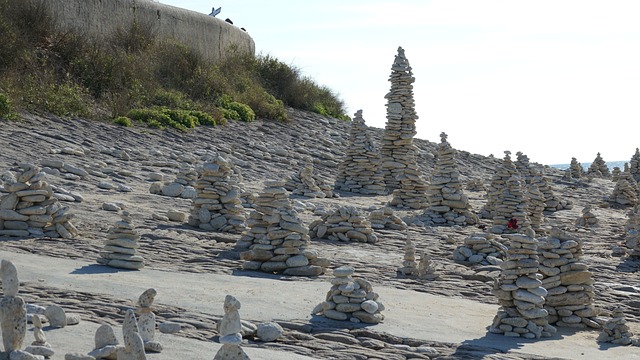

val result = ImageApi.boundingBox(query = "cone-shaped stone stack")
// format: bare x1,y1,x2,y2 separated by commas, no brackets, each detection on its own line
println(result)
617,163,640,193
575,205,598,228
334,110,387,196
310,206,378,243
597,306,635,345
188,154,247,233
487,152,531,234
379,47,428,201
214,295,250,360
239,180,327,276
489,234,555,339
612,167,622,181
312,266,385,324
422,133,478,226
369,207,407,231
611,178,639,206
397,233,418,276
453,233,507,266
530,169,573,212
480,151,517,220
284,162,333,198
97,211,144,270
0,163,78,238
586,152,610,178
538,229,600,329
565,157,584,180
625,205,640,257
630,148,640,183
514,152,534,183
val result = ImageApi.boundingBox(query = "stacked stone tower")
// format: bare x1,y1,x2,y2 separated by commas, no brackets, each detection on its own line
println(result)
586,152,610,178
334,110,386,196
630,148,640,183
565,157,584,179
284,161,333,198
379,46,428,208
97,211,145,270
422,132,478,226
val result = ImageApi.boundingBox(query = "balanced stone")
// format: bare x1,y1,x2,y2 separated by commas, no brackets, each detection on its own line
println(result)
117,310,146,360
97,211,144,270
88,324,119,359
397,233,418,276
137,288,162,353
214,295,250,360
597,306,636,345
625,205,640,257
575,205,598,228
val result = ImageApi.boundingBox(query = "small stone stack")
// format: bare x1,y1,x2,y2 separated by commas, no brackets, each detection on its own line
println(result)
618,163,640,193
369,207,407,231
514,152,534,183
575,205,598,228
624,205,640,256
239,180,327,276
538,229,599,329
452,233,507,266
214,295,250,360
489,234,555,339
422,133,478,226
530,169,573,212
417,252,438,280
117,310,146,360
334,110,387,196
150,162,198,199
188,154,247,234
26,314,54,358
138,288,162,353
397,234,418,276
612,167,622,182
630,148,640,183
586,152,610,178
0,163,78,238
0,260,27,357
597,306,635,345
379,46,429,204
97,211,145,270
284,162,333,198
565,157,584,179
310,206,378,244
610,178,639,206
313,266,385,324
488,152,531,234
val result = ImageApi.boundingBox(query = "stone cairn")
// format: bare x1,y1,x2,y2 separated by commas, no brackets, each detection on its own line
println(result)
310,206,378,244
369,207,407,231
575,205,599,228
610,178,639,206
465,178,485,192
313,266,385,324
117,309,147,360
630,148,640,183
530,169,573,212
481,151,517,220
379,47,429,208
625,205,640,257
284,161,334,198
612,166,622,181
239,180,328,276
0,259,28,358
138,288,162,353
597,306,636,345
149,161,198,199
89,324,119,359
586,152,610,178
97,211,145,270
334,110,387,196
0,163,78,238
214,295,250,360
397,233,418,276
525,181,545,234
538,229,600,329
26,314,54,358
422,133,478,226
485,152,531,234
564,157,584,180
417,252,438,280
453,233,507,266
187,154,247,234
489,234,555,339
514,152,534,181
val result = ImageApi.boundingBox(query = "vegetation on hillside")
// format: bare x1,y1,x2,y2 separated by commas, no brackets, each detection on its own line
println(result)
0,0,350,128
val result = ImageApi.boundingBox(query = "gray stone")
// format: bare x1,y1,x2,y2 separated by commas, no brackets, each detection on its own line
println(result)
44,305,67,328
256,322,284,342
1,260,20,296
0,296,27,352
158,322,181,334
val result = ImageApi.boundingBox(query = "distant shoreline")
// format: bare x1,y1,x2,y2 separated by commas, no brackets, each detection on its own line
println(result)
549,160,627,171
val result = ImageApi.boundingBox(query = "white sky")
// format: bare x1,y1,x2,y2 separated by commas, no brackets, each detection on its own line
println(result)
159,0,640,165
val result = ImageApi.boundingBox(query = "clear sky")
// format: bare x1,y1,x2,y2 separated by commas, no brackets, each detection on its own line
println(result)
159,0,640,165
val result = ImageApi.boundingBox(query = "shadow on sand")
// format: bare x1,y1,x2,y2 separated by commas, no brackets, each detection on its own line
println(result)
70,263,136,274
450,328,567,359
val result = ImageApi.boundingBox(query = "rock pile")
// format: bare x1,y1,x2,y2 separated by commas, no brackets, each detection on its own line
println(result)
0,260,28,357
149,162,198,199
97,211,145,270
625,205,640,257
313,266,385,324
465,179,485,192
586,152,610,178
310,206,378,244
138,288,162,353
610,178,639,206
284,161,334,198
369,207,407,230
239,180,328,276
597,306,635,345
0,163,78,238
575,205,598,228
530,169,573,212
89,324,119,359
490,234,555,339
564,157,584,179
631,148,640,183
418,252,438,280
334,110,387,196
26,314,54,358
379,46,429,208
187,154,247,234
538,229,600,329
453,233,506,265
397,234,418,276
421,133,478,226
214,295,250,360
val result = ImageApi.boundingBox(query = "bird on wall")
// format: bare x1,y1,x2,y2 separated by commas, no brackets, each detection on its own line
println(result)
225,18,233,24
209,7,221,16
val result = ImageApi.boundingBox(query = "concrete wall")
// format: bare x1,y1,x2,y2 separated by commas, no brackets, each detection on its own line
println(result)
40,0,255,63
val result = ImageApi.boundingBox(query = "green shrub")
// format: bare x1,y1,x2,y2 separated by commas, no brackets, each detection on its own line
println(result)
226,101,255,122
188,110,216,126
220,108,240,121
0,93,15,120
113,116,132,127
151,89,194,109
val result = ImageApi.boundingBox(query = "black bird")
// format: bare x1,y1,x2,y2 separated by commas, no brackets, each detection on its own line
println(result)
209,7,221,16
225,18,233,24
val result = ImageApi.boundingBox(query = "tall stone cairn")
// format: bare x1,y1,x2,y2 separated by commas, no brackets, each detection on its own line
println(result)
397,233,418,276
630,148,640,183
486,152,531,234
480,151,516,220
565,157,584,179
0,163,78,238
97,211,145,270
379,47,428,203
525,181,545,234
538,229,600,329
312,266,385,324
618,163,640,193
530,169,572,212
586,152,610,178
187,154,247,234
334,110,387,196
239,180,328,276
309,206,378,244
625,205,640,257
387,150,429,210
611,167,622,182
514,152,534,183
284,161,333,198
422,132,478,225
489,234,555,339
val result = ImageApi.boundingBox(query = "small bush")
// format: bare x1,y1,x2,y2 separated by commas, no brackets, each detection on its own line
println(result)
226,101,255,122
150,89,194,109
113,116,132,127
0,93,16,120
220,108,240,121
189,110,216,126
